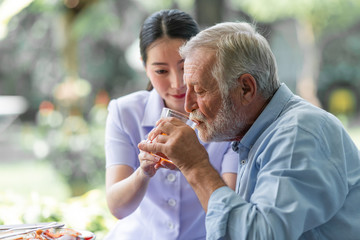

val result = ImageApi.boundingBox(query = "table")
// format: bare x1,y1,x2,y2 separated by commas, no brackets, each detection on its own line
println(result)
0,96,27,133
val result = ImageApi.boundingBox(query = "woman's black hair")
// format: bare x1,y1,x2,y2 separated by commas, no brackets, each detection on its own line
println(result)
139,9,199,90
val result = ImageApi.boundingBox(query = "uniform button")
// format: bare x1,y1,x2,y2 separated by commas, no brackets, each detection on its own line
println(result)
168,222,175,229
168,199,176,207
167,173,176,182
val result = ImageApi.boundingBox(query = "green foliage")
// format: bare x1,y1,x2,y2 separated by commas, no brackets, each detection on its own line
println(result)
27,0,60,12
71,1,121,39
0,0,139,120
25,104,108,196
318,31,360,86
136,0,177,12
317,30,360,113
230,0,360,37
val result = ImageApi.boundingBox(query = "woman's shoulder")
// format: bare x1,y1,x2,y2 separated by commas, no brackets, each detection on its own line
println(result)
108,90,150,113
106,90,152,135
112,90,150,106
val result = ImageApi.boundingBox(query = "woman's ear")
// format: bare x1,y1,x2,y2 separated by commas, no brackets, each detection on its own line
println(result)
238,73,257,105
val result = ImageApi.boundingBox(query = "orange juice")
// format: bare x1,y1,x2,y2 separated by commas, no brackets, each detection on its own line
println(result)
150,133,174,164
146,107,196,165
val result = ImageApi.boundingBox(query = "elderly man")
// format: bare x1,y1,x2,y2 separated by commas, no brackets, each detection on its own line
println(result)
138,22,360,240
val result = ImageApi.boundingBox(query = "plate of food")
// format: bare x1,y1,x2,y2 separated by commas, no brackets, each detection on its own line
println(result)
0,223,95,240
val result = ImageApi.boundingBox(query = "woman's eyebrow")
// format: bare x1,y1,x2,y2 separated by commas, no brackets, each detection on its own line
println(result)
151,62,168,66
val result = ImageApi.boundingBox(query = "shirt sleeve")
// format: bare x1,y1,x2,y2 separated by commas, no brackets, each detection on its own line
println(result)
105,100,139,169
206,125,347,240
206,187,273,240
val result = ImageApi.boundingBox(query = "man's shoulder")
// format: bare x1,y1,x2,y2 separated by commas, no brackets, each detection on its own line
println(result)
278,99,344,137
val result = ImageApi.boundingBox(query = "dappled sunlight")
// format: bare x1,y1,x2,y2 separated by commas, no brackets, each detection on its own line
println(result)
0,0,34,39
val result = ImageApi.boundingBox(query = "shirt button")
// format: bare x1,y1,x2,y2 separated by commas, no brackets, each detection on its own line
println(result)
241,159,246,165
167,173,176,182
168,199,176,207
168,222,175,229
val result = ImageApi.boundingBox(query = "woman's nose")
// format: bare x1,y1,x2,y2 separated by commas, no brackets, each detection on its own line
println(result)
170,71,185,89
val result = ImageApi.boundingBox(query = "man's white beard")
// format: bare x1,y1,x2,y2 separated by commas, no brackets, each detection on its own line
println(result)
190,96,246,142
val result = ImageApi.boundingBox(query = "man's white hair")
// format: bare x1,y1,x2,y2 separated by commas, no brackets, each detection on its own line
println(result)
180,22,280,99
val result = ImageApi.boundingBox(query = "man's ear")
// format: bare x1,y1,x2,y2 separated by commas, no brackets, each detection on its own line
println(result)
237,73,257,105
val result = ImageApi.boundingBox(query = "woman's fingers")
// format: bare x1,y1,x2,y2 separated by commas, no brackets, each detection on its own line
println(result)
138,150,159,177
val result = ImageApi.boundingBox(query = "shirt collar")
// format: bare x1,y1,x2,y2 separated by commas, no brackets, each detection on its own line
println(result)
236,83,293,150
142,89,165,127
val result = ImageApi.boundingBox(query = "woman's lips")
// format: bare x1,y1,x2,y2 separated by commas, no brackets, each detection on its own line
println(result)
171,93,186,99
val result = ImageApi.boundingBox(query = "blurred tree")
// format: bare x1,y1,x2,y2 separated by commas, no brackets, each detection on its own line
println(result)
0,0,34,40
0,0,148,118
229,0,360,106
195,0,223,27
317,25,360,116
0,0,148,195
54,0,99,117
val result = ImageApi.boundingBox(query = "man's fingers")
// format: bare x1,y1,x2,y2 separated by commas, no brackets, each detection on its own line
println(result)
138,140,162,155
160,160,177,170
149,118,184,140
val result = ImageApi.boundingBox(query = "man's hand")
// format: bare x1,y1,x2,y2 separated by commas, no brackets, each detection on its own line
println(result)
139,117,209,172
138,117,226,211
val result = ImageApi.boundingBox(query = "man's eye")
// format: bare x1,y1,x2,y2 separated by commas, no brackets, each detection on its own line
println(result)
195,89,205,95
155,70,168,74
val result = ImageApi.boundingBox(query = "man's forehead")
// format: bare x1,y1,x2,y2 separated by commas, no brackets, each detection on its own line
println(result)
183,50,215,79
184,60,206,73
183,61,206,84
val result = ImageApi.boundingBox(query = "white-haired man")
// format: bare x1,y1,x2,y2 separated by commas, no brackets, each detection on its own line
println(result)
139,22,360,240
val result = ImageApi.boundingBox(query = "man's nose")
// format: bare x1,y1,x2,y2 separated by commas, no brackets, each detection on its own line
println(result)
185,89,198,113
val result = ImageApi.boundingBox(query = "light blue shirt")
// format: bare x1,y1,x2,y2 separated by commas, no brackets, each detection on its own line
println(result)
206,84,360,240
104,89,238,240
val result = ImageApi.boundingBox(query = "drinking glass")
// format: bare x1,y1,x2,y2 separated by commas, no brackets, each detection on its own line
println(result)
160,107,196,129
149,107,196,164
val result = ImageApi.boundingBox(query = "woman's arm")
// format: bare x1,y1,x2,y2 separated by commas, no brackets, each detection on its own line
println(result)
106,165,149,219
222,173,237,190
105,151,160,219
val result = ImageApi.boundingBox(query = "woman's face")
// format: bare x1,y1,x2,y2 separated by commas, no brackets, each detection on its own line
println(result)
145,38,187,114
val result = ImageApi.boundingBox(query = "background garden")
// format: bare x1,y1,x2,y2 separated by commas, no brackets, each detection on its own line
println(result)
1,0,360,238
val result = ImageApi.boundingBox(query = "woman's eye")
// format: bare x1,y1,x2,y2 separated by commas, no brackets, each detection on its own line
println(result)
155,69,168,74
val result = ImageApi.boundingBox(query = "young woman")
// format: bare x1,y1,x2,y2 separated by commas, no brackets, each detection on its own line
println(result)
104,9,238,240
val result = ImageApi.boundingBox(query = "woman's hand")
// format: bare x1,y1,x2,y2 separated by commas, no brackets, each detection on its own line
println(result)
138,148,178,177
139,118,209,172
138,150,160,178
